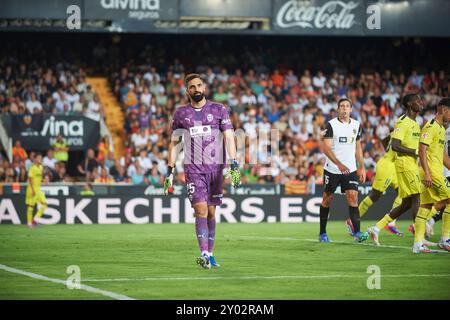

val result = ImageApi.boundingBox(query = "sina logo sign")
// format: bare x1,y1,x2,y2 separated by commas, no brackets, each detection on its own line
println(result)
41,116,84,136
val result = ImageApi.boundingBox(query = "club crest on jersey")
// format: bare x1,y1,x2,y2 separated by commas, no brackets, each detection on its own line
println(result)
207,114,214,122
422,132,429,139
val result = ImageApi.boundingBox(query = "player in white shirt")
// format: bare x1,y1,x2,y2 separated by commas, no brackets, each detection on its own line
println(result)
319,98,369,243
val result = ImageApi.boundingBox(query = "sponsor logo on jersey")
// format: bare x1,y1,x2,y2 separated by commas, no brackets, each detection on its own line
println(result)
189,125,212,137
339,137,355,143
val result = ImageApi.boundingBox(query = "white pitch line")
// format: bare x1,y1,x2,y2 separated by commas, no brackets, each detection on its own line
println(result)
0,264,135,300
236,235,450,253
82,274,450,282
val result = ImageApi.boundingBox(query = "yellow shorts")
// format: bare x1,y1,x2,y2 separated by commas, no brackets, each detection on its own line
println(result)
397,170,421,199
372,159,398,192
419,170,450,205
25,190,47,207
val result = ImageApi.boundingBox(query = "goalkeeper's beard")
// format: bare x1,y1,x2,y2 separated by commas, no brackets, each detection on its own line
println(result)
189,92,204,103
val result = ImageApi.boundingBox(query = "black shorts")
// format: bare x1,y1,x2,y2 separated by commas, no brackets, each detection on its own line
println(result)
324,170,359,193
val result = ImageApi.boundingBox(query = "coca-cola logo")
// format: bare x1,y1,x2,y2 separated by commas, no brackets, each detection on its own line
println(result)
276,0,359,29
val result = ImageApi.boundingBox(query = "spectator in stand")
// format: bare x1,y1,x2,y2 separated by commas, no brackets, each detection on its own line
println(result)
132,128,150,151
87,94,103,116
289,116,302,134
114,164,129,183
80,183,95,196
43,149,57,170
213,85,229,104
55,91,71,113
145,166,161,186
84,85,95,103
312,71,326,90
138,104,151,130
241,88,257,105
77,148,98,181
363,151,377,170
18,166,27,182
95,167,115,183
12,140,27,161
137,149,152,173
52,134,69,163
130,161,145,185
97,136,109,163
375,118,390,140
72,95,86,113
26,93,42,114
140,87,152,107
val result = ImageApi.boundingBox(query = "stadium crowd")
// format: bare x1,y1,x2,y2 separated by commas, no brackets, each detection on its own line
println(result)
0,35,449,190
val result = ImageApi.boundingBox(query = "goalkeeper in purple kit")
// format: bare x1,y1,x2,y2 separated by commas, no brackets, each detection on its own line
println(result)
164,73,241,269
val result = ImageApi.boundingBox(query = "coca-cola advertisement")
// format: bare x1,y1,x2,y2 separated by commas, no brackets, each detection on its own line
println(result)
273,0,364,34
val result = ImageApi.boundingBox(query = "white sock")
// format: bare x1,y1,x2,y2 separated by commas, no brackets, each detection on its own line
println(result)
427,219,435,227
388,221,396,226
208,252,213,257
201,250,209,257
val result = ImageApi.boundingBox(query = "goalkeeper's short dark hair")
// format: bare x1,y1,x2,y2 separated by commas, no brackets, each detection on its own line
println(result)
184,73,204,87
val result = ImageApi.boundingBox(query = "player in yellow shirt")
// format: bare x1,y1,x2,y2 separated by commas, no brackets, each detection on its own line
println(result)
414,98,450,253
26,153,47,228
368,94,423,245
352,135,403,236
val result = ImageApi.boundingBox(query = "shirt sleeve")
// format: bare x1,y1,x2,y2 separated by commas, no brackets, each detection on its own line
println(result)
28,166,35,179
420,123,433,146
391,121,405,142
356,124,363,141
219,105,234,132
323,122,333,138
171,109,181,131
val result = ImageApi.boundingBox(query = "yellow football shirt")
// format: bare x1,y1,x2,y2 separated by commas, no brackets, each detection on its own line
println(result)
381,137,396,162
420,119,446,176
391,114,420,172
27,164,43,192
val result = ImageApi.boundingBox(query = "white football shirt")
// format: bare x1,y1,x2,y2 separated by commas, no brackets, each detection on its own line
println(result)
323,117,362,174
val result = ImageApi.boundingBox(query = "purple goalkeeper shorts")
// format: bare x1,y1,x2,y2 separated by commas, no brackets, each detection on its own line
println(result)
185,171,224,206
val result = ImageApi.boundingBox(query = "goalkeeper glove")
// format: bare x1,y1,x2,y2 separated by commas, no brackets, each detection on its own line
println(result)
225,159,241,188
164,166,174,195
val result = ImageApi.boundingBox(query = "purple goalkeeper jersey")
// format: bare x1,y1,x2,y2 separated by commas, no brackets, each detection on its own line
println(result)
172,100,234,174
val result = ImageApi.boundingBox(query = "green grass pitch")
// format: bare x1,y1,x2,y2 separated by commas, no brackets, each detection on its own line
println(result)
0,221,449,300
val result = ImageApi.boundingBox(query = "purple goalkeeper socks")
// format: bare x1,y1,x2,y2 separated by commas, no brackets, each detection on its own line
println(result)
207,218,216,253
195,217,209,252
